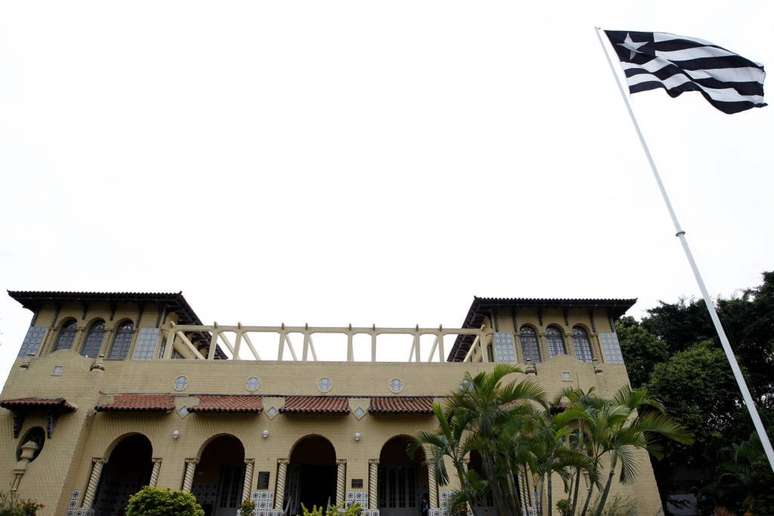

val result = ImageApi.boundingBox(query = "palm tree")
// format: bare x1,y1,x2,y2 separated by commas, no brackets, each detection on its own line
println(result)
558,385,692,516
529,412,592,516
446,365,547,516
412,403,485,516
552,387,604,516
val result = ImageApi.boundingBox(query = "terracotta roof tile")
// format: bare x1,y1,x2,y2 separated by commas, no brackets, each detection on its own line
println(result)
369,397,434,414
280,396,349,414
188,395,263,413
0,397,76,412
95,394,175,412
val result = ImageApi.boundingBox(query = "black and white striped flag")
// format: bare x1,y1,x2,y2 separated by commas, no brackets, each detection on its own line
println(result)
605,30,765,114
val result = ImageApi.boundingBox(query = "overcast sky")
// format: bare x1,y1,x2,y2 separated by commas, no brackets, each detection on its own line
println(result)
1,1,772,384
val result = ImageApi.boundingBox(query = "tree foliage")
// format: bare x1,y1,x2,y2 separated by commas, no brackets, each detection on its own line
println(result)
416,367,689,516
616,317,669,388
616,271,774,513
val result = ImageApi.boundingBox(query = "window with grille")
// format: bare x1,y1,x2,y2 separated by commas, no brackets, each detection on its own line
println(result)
18,326,47,357
132,328,161,360
108,321,134,360
572,327,594,363
80,320,105,358
545,326,566,357
519,326,541,363
599,332,625,364
53,320,77,352
493,332,517,363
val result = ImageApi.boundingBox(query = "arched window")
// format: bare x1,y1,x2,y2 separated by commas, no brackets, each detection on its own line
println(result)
108,321,134,360
52,319,77,352
80,320,105,358
545,326,566,357
519,326,541,363
573,326,594,363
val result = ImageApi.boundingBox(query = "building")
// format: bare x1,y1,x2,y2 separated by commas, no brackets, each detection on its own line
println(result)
0,291,662,515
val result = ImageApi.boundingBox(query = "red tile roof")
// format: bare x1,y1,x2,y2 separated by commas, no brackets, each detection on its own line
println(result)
188,395,263,414
369,397,435,414
0,397,76,412
95,394,175,412
280,396,350,414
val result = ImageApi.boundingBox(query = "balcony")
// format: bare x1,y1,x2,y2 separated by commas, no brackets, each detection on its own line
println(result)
159,322,489,363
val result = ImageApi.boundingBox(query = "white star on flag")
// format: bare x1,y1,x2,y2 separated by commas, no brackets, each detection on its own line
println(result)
618,32,647,60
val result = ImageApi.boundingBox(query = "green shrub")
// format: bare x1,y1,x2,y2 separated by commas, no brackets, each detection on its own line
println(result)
300,503,362,516
125,487,204,516
0,492,43,516
240,499,256,515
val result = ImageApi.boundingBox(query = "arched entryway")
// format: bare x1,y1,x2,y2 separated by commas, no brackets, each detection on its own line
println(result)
93,433,153,516
378,435,427,516
192,434,246,516
285,435,337,514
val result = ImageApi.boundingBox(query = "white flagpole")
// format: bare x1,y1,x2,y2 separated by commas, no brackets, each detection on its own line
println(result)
594,26,774,473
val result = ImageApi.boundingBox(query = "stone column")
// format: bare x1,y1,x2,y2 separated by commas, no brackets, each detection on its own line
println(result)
537,331,550,361
274,459,288,510
100,325,115,358
368,460,378,510
564,329,575,358
182,458,197,492
149,458,162,487
73,325,86,354
81,458,105,509
590,332,602,361
336,459,346,506
243,458,255,503
426,462,438,509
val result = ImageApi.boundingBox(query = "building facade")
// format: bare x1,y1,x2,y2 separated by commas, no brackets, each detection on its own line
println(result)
0,291,662,515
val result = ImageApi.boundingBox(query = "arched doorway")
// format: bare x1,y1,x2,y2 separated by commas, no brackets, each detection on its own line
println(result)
285,435,337,514
93,434,153,516
378,435,427,516
192,434,246,516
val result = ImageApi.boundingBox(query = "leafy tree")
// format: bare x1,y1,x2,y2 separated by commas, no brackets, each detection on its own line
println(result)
701,433,774,515
615,317,669,388
125,487,204,516
615,271,774,512
647,341,746,465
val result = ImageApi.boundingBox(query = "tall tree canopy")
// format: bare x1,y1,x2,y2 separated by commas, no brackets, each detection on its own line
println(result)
617,271,774,513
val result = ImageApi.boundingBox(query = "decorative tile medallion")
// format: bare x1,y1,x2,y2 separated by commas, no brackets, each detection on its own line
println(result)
353,406,366,420
318,377,333,393
246,376,261,392
174,375,189,392
388,378,403,394
266,406,278,419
